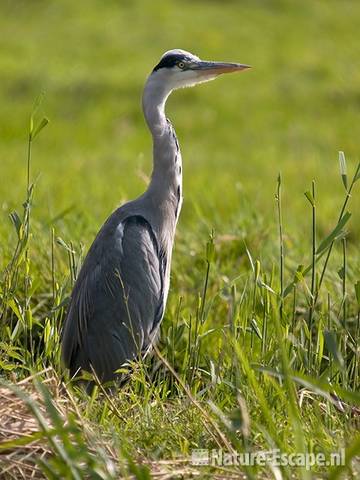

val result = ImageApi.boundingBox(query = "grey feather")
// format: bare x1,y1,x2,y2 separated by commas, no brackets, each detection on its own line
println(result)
61,209,167,383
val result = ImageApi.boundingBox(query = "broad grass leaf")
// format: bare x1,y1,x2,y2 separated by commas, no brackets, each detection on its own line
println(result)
316,211,351,257
32,117,49,140
324,330,345,370
338,151,347,190
9,211,22,238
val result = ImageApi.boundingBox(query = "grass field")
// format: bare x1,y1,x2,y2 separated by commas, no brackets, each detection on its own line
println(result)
1,0,360,478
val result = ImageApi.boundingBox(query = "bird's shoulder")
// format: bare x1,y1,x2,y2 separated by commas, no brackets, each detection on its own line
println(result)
72,202,167,301
77,201,150,270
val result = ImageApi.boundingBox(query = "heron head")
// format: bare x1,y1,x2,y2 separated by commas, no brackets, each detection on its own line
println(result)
151,49,251,90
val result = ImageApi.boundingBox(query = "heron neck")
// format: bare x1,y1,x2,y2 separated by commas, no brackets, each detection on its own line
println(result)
142,75,183,229
142,75,170,136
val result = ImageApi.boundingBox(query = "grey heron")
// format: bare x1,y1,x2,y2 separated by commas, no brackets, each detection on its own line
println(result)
61,49,250,385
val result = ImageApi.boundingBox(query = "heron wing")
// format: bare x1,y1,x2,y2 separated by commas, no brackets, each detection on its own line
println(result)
61,214,165,383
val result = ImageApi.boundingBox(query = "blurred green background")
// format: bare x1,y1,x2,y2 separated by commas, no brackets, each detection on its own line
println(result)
1,0,359,263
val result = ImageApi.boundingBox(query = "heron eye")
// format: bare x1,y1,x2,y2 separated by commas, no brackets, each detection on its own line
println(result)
178,62,185,69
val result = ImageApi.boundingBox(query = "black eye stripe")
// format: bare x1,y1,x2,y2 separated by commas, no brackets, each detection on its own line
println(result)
153,54,191,72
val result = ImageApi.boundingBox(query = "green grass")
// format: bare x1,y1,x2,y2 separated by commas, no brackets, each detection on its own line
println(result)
1,0,360,478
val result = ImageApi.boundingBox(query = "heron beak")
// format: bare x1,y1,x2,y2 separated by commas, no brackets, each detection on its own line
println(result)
193,61,251,76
